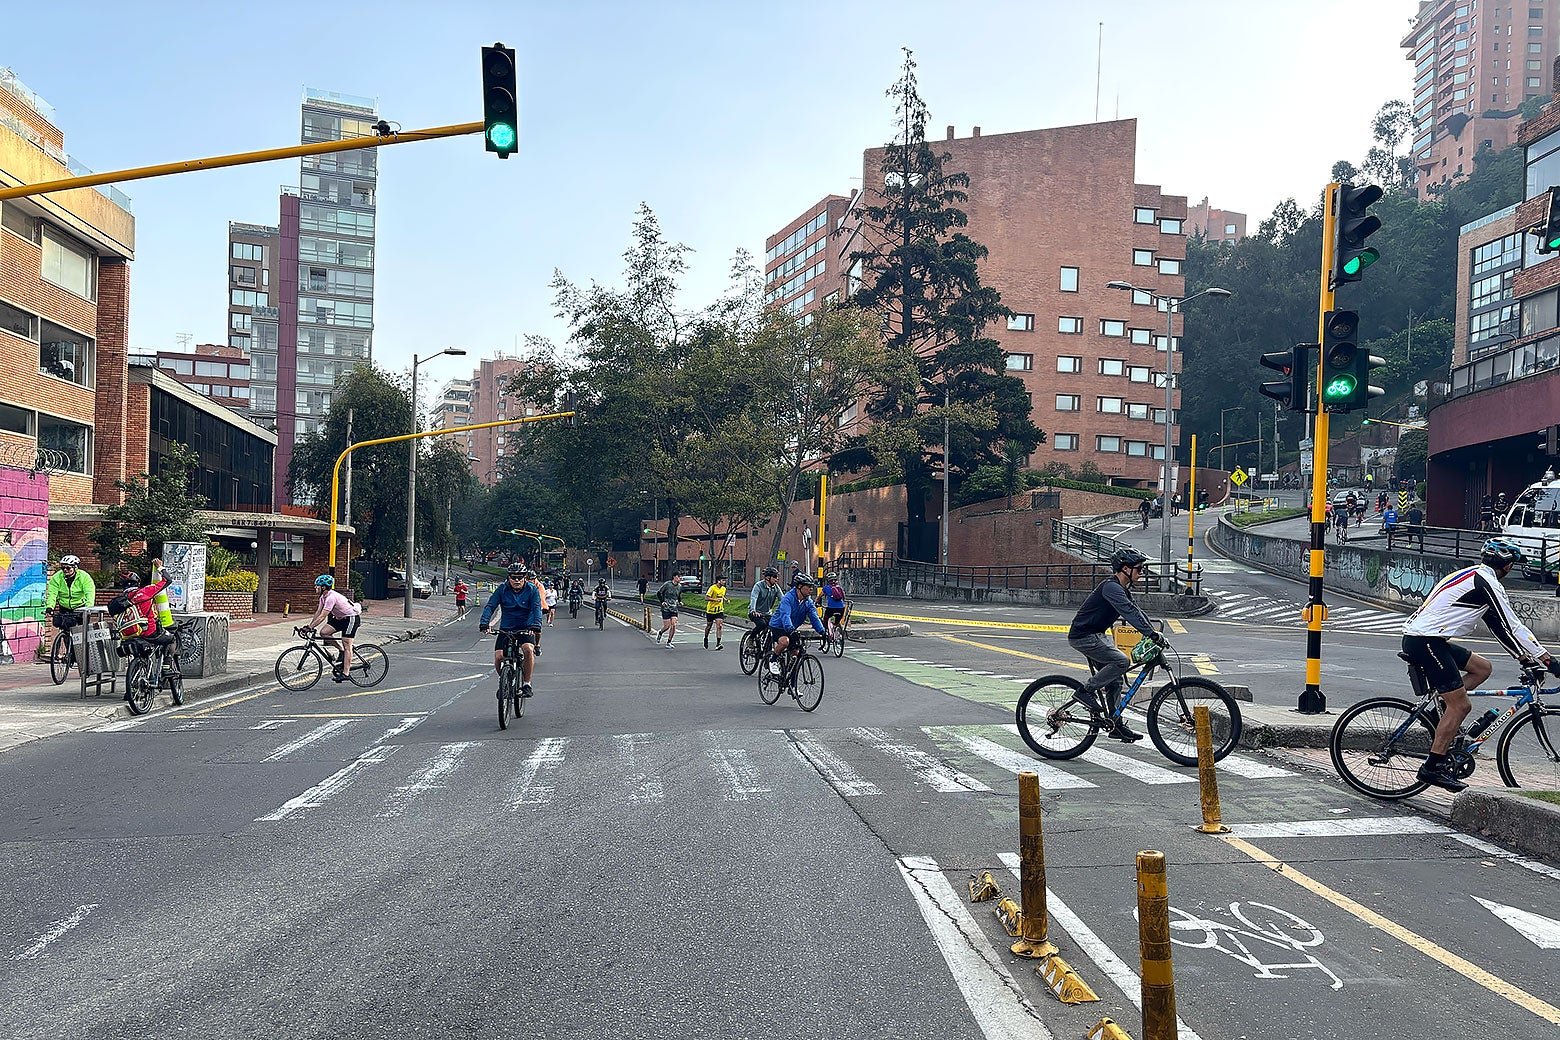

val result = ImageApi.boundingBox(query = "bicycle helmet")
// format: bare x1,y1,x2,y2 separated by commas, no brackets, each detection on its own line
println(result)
315,574,335,589
1480,538,1524,568
763,566,779,578
60,555,80,567
793,573,817,588
825,572,838,582
1109,547,1149,572
120,572,140,588
507,563,526,577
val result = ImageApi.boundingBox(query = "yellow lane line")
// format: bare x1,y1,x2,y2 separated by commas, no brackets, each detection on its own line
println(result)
853,609,1070,633
320,673,485,701
188,686,276,717
1190,653,1220,676
934,633,1086,671
1224,835,1560,1026
1167,619,1187,635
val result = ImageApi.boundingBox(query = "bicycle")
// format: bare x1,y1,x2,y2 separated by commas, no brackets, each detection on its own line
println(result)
1014,628,1242,766
274,627,389,691
1329,654,1560,798
593,596,608,629
494,629,529,730
121,630,185,716
49,615,80,685
739,616,773,676
757,633,825,711
821,613,847,658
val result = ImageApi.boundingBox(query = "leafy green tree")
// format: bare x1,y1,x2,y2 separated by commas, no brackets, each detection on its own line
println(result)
91,442,210,575
1396,429,1428,482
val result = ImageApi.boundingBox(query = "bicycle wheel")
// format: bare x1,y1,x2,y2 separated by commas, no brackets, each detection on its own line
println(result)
1015,675,1098,759
124,658,154,716
498,669,510,731
597,607,605,629
758,660,782,705
829,625,845,658
794,654,825,711
49,632,72,685
347,644,389,688
1328,696,1433,800
1496,705,1560,788
275,646,323,691
166,654,185,706
1147,677,1242,766
740,630,762,676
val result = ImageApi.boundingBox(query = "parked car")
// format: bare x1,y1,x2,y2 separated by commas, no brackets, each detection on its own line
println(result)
387,569,432,599
676,574,702,590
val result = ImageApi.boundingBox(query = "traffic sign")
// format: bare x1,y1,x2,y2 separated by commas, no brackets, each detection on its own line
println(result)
1229,469,1249,487
607,556,616,567
777,551,787,561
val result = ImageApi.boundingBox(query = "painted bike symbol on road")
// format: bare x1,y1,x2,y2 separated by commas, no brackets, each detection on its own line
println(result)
1152,901,1344,990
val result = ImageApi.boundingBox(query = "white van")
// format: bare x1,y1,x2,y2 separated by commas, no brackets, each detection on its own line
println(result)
1499,469,1560,579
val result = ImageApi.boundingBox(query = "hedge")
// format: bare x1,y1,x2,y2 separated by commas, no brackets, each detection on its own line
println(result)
206,570,259,593
1025,476,1155,500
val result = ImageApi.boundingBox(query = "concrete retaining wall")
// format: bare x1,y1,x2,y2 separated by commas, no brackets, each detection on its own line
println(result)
842,567,1211,617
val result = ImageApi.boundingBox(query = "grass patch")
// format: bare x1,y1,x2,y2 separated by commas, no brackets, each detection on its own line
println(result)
1518,790,1560,805
1226,507,1307,528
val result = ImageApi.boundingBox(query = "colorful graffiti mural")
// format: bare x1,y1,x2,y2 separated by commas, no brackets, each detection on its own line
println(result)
0,466,50,664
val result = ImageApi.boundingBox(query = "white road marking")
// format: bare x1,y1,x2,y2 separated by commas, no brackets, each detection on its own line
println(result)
13,903,98,961
251,719,293,730
850,727,991,792
899,857,1051,1040
1226,817,1449,838
257,745,401,821
707,746,772,801
262,719,353,762
923,727,1095,790
1215,755,1298,779
1452,834,1560,881
1077,745,1196,785
379,741,477,817
616,732,664,803
1473,897,1560,948
999,853,1205,1040
510,737,570,807
790,733,881,796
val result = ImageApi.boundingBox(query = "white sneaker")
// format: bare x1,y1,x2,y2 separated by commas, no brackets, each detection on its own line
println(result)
767,661,781,676
665,641,675,649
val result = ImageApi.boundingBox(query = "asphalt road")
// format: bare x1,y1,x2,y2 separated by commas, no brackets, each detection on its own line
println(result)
4,604,1559,1038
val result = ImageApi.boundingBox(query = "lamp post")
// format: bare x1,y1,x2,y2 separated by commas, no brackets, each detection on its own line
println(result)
404,347,466,618
1217,406,1242,473
922,376,951,567
1107,281,1232,591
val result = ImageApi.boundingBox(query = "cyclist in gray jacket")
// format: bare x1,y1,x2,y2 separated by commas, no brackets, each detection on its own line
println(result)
1066,547,1160,742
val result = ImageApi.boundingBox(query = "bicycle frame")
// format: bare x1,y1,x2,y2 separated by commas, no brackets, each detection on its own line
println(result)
1094,653,1169,722
1393,680,1559,760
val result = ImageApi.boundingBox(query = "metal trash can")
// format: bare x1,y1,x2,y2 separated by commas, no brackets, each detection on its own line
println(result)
171,612,231,679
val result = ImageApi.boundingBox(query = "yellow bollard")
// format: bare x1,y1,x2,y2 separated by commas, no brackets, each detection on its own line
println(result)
643,605,651,633
1137,850,1177,1040
1193,705,1230,834
1010,770,1057,958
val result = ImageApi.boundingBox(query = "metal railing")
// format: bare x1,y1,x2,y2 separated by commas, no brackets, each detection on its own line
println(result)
835,550,1201,596
1358,521,1557,567
1051,517,1134,564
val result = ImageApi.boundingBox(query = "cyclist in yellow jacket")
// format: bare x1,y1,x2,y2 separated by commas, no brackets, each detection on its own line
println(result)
43,555,96,640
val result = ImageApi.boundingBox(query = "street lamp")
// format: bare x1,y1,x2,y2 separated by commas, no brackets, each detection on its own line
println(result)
1217,406,1242,473
1107,281,1233,591
404,347,467,618
921,376,951,567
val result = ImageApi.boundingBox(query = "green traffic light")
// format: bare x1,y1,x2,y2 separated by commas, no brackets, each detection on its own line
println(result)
1341,248,1379,276
1323,375,1357,400
1548,235,1560,251
487,122,517,151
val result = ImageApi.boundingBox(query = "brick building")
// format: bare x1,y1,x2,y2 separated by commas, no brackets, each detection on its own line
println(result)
1185,198,1247,244
763,195,852,318
150,342,252,411
467,357,534,485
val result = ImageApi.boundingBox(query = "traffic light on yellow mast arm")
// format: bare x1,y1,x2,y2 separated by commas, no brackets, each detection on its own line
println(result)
481,43,518,158
1258,343,1314,413
1319,310,1385,412
1531,187,1560,254
1330,182,1383,288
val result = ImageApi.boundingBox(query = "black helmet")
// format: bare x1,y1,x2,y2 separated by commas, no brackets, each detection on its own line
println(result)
793,573,817,588
1109,547,1149,572
763,566,779,578
1480,538,1524,568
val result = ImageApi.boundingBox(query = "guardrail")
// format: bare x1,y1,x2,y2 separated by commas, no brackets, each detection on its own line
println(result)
1051,517,1133,564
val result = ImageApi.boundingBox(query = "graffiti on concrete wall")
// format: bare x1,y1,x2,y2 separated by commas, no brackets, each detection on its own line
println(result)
1212,520,1455,607
0,466,49,664
1511,593,1560,632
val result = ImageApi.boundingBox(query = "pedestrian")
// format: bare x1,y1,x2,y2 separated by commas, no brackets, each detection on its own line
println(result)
1406,502,1425,551
637,575,649,601
703,576,728,650
454,578,469,620
1171,491,1182,517
654,575,682,647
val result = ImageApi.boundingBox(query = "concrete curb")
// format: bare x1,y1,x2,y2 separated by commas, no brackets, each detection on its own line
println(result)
848,623,911,640
1236,718,1334,750
1450,788,1560,864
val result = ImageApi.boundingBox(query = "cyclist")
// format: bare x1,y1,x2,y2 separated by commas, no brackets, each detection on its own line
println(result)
44,555,97,649
1138,497,1151,529
479,564,544,698
592,577,611,624
749,566,782,626
1402,538,1560,791
1065,547,1160,742
703,576,728,651
568,578,584,619
766,574,826,678
654,575,682,647
822,572,846,640
309,574,362,682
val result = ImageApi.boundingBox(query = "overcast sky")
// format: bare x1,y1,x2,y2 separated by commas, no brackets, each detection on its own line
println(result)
5,0,1420,377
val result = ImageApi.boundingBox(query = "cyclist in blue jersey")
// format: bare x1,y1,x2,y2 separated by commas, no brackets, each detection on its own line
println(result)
766,574,827,677
479,564,545,698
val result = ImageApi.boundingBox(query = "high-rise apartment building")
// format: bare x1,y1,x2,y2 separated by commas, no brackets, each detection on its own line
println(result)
1186,198,1247,244
763,195,852,318
225,221,279,425
429,376,475,461
1403,0,1559,199
468,357,531,485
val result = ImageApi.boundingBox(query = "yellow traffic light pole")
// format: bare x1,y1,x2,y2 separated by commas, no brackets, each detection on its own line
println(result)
327,412,574,569
1300,184,1341,715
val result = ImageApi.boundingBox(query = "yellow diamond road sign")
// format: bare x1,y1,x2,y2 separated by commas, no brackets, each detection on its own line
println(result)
1229,469,1248,486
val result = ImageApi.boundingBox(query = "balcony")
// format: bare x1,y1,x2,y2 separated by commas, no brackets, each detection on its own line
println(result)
1447,334,1560,400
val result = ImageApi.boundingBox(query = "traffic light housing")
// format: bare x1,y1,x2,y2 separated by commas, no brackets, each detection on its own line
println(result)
1258,344,1314,413
1534,188,1560,254
1331,182,1383,288
1319,310,1385,412
481,43,518,158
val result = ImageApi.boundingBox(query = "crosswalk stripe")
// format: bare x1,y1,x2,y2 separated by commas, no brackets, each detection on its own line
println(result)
1078,745,1194,785
380,741,477,817
616,732,665,804
510,737,570,807
923,727,1096,790
262,719,353,762
791,734,881,796
850,727,991,792
707,746,773,801
1216,754,1298,779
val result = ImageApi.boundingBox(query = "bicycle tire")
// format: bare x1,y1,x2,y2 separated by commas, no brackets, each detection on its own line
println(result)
1147,676,1242,766
498,667,510,731
275,646,323,691
347,644,389,688
166,654,185,706
758,661,782,705
740,630,762,676
597,607,605,630
794,654,825,711
50,632,71,685
829,625,845,658
124,658,154,716
1328,696,1433,800
1015,675,1098,759
1496,705,1560,789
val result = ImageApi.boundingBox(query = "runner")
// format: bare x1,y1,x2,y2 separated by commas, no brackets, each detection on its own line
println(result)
702,576,728,651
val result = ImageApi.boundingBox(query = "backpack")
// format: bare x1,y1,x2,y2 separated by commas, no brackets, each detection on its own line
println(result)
108,593,152,639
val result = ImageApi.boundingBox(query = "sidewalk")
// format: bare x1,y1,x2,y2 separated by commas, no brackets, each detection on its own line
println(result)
0,598,456,755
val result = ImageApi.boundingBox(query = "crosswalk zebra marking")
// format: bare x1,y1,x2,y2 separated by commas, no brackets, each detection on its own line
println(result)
791,733,882,796
510,737,570,807
262,719,353,762
923,727,1096,790
850,727,991,793
616,732,665,804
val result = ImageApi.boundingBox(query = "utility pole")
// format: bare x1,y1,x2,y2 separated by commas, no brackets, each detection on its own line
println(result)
342,408,354,576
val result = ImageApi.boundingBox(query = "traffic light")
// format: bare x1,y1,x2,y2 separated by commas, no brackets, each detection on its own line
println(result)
481,43,518,158
1320,310,1360,410
1534,188,1560,254
1258,343,1314,413
1331,182,1383,288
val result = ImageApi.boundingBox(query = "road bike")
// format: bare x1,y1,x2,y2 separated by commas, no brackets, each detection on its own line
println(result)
594,596,608,629
1014,628,1242,766
739,617,773,676
1329,654,1560,798
757,633,824,711
274,627,389,691
821,613,847,658
120,630,184,716
493,628,534,730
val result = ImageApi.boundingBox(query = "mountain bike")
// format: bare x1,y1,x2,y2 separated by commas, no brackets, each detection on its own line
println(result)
757,633,824,711
121,630,184,716
48,609,89,684
274,627,389,691
495,629,529,730
1015,628,1242,766
821,611,847,658
1330,654,1560,798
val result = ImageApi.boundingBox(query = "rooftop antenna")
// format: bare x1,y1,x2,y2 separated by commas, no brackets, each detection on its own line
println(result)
176,332,192,350
1095,22,1103,122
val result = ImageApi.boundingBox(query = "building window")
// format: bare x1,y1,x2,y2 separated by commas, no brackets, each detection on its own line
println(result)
41,230,95,300
195,361,228,378
1472,233,1523,274
1131,289,1153,306
1151,445,1167,460
1126,441,1149,457
1157,257,1182,275
232,242,265,262
1099,358,1125,376
1,204,41,243
0,298,38,341
1129,365,1151,383
1530,77,1544,88
1060,266,1079,292
39,320,92,387
1225,223,1238,235
1058,316,1083,334
1159,217,1183,235
1005,353,1033,371
228,334,250,350
1096,436,1122,453
1530,59,1544,70
230,265,258,287
1531,42,1543,52
1007,313,1035,332
1127,402,1150,419
37,412,90,474
1056,355,1082,373
1055,394,1080,412
231,313,253,331
1134,207,1157,224
1154,335,1181,352
1129,327,1152,345
1101,319,1126,337
1133,249,1155,266
0,401,34,436
231,290,269,308
1053,434,1079,451
1097,396,1123,414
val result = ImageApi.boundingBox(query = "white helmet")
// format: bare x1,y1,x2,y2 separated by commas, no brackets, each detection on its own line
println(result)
60,555,80,567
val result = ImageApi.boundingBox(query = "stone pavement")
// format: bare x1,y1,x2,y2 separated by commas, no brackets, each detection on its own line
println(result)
0,598,456,755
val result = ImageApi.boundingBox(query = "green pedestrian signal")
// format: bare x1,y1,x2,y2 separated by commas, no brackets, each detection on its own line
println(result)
481,43,519,159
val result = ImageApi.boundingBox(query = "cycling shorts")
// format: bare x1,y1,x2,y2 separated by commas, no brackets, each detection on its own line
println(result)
823,607,844,625
496,628,539,652
1401,635,1473,695
323,614,361,639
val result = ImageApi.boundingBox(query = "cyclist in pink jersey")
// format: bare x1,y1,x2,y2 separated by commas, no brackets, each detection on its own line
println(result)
310,574,362,682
